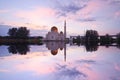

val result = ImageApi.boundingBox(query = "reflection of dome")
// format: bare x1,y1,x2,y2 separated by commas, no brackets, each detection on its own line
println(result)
60,48,63,50
51,26,58,32
51,50,58,55
60,31,63,34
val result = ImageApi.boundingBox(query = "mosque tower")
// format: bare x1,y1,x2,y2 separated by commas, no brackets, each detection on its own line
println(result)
64,20,66,41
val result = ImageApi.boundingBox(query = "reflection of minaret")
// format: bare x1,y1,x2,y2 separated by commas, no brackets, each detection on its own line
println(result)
64,20,66,62
64,42,66,61
64,20,66,41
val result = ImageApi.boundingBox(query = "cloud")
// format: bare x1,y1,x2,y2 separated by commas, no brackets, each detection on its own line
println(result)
54,0,88,16
56,3,87,17
76,60,96,64
109,0,120,5
0,69,10,72
54,0,120,23
77,17,96,22
53,0,102,22
114,63,120,71
15,7,57,25
114,11,120,18
16,7,55,19
53,64,87,80
24,22,49,30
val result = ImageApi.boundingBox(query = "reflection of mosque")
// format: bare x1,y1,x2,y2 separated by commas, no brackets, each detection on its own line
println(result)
46,42,64,55
45,41,66,61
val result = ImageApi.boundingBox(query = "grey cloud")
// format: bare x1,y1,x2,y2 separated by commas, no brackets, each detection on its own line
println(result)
101,0,120,5
76,60,96,64
77,17,96,22
53,0,97,22
54,0,88,17
53,64,87,80
109,0,120,5
110,76,120,80
57,4,87,17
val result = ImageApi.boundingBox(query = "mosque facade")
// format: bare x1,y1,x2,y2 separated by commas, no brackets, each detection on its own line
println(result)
45,21,66,41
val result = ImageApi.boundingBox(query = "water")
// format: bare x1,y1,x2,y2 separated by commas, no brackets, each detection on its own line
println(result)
0,43,120,80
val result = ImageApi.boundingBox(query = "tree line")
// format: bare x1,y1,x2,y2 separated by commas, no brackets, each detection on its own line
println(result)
0,27,30,39
73,30,120,45
7,27,29,39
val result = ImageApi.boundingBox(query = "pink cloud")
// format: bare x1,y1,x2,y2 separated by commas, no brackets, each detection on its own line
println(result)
79,0,102,14
15,7,56,22
114,11,120,18
16,63,56,75
14,7,57,30
77,0,107,18
13,52,56,75
59,0,106,22
0,69,10,72
114,63,120,71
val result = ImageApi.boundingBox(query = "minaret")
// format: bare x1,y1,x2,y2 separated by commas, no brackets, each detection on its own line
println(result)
64,20,66,41
64,20,66,62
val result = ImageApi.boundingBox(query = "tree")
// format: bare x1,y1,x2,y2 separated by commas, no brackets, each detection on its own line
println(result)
8,27,29,39
8,44,30,55
16,27,29,38
85,30,99,42
8,28,17,37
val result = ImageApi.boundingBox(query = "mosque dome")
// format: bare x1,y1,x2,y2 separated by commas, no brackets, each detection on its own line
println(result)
51,50,58,55
51,26,58,32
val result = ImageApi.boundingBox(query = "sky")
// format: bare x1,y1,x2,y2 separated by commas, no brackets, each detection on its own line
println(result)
0,0,120,37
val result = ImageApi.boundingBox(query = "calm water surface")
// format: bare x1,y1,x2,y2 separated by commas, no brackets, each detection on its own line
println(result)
0,43,120,80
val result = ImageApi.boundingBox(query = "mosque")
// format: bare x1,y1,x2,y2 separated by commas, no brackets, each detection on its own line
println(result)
45,21,66,41
44,21,67,61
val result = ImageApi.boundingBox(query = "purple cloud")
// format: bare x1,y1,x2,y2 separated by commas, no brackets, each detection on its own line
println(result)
54,0,88,17
53,64,87,80
57,4,87,17
53,0,99,22
77,17,96,22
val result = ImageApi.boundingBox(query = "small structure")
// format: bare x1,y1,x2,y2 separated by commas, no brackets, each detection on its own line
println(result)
45,26,64,41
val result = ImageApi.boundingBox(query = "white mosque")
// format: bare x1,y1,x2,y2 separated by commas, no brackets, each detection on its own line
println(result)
45,21,66,41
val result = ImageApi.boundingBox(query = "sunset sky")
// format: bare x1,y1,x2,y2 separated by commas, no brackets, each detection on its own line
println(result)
0,0,120,37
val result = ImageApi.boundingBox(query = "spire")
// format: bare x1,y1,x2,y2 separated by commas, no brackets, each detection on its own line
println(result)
64,20,66,41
